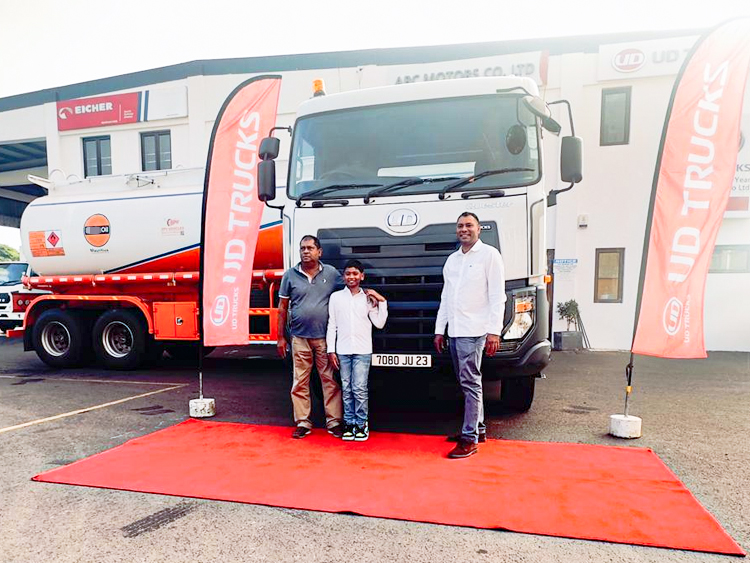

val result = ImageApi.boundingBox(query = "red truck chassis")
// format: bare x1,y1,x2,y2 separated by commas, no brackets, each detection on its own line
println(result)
8,270,283,369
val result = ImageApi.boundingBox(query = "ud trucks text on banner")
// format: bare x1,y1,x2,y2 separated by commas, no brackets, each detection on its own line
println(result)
632,19,750,358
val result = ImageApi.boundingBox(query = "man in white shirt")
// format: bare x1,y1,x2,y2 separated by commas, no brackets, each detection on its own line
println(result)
327,260,388,441
434,212,506,458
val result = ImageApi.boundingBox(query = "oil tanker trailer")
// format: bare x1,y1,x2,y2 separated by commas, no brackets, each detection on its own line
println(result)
15,167,285,369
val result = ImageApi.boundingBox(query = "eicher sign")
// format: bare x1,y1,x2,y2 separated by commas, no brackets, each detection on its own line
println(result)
200,75,282,346
57,92,140,131
632,19,750,359
56,87,188,131
598,36,698,81
387,51,548,86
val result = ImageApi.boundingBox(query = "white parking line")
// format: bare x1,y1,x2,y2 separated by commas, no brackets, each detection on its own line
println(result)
0,383,187,435
0,375,185,386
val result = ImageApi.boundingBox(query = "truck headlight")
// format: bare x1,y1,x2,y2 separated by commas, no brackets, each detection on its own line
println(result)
504,294,535,340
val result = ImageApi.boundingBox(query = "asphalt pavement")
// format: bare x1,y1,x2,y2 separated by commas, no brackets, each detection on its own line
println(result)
0,337,747,563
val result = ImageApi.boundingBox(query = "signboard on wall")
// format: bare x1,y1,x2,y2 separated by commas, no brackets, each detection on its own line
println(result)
726,88,750,218
597,36,697,82
552,258,578,280
386,51,548,86
56,86,188,131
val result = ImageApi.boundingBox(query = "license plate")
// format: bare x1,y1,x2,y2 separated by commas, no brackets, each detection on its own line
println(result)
372,353,432,368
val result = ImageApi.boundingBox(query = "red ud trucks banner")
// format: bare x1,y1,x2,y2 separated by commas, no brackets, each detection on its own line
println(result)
201,75,282,346
632,19,750,358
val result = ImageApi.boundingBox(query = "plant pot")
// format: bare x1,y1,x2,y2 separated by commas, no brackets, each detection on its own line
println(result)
553,331,583,351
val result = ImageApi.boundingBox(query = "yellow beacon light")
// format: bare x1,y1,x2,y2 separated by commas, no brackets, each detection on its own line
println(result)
312,79,326,97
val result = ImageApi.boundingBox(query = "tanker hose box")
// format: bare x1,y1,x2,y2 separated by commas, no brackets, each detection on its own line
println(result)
153,302,199,340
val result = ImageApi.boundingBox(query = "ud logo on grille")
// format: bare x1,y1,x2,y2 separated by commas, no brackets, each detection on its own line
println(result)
386,208,419,234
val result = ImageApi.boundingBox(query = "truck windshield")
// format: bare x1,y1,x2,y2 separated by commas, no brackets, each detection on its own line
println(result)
289,94,540,199
0,263,28,285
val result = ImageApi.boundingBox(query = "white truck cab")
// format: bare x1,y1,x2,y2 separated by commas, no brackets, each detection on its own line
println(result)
0,261,47,332
258,77,582,412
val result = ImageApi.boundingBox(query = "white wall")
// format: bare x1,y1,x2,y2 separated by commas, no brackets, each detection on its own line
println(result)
0,105,45,142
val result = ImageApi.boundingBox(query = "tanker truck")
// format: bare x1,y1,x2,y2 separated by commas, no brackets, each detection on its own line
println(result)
16,76,581,415
15,167,286,369
257,77,582,412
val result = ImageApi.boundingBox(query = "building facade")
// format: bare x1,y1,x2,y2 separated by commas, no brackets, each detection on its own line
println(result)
1,30,748,351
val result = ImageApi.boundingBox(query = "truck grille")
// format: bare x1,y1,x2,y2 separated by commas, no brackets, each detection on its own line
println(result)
0,293,10,304
317,224,515,354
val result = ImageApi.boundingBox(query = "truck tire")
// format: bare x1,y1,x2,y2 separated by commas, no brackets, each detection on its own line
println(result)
32,309,86,368
93,309,147,370
500,375,536,413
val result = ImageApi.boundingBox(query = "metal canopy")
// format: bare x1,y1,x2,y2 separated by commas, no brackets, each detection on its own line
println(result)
0,183,47,227
0,141,47,173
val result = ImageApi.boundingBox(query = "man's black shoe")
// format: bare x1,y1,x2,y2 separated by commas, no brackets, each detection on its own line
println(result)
292,426,311,439
327,424,344,439
447,439,478,459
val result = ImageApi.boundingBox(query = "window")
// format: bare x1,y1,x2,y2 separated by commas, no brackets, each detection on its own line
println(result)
600,87,631,146
595,248,624,303
82,136,112,177
141,130,172,171
710,245,750,273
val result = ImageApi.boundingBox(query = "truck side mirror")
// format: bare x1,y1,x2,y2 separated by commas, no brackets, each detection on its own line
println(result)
521,95,561,135
258,160,276,202
561,136,583,184
259,137,280,160
258,136,280,202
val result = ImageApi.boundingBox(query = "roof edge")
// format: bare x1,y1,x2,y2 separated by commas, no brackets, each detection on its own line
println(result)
0,27,704,112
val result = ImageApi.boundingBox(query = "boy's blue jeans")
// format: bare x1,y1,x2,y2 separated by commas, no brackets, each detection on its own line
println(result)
338,354,371,427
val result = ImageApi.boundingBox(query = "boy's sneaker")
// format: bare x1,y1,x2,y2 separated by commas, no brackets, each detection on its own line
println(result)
354,423,369,441
342,424,355,441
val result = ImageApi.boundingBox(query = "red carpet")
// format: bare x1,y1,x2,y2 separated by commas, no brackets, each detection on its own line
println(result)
33,419,743,555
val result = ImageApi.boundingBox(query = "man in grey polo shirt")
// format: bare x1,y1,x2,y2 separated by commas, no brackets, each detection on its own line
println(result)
277,235,344,439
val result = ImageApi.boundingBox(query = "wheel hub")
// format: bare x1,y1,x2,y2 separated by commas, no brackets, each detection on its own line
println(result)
41,321,71,357
102,321,134,358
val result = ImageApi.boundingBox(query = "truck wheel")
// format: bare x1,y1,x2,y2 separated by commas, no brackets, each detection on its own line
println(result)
500,375,536,413
93,309,147,370
32,309,86,368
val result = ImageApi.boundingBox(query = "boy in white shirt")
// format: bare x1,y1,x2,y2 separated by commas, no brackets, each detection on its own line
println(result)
327,260,388,441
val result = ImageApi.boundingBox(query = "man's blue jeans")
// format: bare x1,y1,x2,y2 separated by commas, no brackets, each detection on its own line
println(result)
338,354,371,427
449,336,487,444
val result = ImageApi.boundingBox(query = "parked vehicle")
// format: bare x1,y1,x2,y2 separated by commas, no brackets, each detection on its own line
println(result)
16,76,582,415
258,77,582,411
16,168,284,369
0,261,47,332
